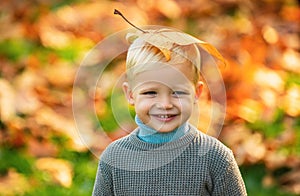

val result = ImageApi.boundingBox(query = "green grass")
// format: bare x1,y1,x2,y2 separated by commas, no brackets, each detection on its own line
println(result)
0,148,34,176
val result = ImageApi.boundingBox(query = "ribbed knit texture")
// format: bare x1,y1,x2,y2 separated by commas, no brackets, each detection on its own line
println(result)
135,115,189,144
92,125,247,196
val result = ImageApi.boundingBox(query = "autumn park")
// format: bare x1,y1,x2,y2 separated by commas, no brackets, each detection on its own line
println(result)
0,0,299,195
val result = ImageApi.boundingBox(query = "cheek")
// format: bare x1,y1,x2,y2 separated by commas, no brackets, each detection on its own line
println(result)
175,97,194,108
134,98,152,110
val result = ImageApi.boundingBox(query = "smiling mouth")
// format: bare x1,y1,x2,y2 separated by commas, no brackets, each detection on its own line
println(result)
151,114,178,121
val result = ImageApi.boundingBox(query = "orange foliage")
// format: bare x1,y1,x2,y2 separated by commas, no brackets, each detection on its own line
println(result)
0,0,299,194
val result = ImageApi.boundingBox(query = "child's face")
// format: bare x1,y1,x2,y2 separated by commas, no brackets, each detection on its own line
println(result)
123,63,203,133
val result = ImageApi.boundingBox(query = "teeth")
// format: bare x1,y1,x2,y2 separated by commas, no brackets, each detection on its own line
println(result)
158,115,169,118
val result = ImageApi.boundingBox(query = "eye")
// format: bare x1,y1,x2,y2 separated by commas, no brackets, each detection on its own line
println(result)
141,91,157,96
172,91,189,97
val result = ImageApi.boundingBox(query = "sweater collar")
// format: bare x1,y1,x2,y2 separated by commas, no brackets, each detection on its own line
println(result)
135,115,190,144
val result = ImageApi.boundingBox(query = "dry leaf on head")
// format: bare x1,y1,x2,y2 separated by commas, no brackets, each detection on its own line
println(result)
127,29,227,66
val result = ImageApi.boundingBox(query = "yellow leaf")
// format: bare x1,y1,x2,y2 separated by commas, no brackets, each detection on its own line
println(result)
198,41,228,67
0,169,30,195
159,48,171,61
138,30,173,49
126,32,139,43
0,79,16,122
127,29,228,67
155,30,200,45
36,158,73,188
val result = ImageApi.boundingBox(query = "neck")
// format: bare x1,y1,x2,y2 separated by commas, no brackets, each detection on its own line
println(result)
135,116,189,144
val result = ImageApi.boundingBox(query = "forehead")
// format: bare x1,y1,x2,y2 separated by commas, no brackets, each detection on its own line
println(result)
130,63,193,87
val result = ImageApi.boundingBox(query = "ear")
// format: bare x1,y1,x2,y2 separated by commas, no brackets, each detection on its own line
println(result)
122,82,135,105
194,81,203,102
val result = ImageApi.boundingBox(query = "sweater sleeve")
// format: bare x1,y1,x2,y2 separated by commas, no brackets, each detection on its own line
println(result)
92,160,114,196
211,150,247,196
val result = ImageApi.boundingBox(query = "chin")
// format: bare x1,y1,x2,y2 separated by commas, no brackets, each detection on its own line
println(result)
157,129,174,133
155,125,179,133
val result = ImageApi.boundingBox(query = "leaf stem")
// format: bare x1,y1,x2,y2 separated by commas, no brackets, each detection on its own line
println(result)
114,9,146,33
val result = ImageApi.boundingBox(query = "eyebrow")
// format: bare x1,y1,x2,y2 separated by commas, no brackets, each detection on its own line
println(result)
171,84,191,91
133,81,193,92
138,87,158,92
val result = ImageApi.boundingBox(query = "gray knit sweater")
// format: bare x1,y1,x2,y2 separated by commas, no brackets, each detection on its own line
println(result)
92,125,247,195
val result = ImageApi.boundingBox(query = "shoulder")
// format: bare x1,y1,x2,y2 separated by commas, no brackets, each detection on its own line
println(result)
191,127,240,179
202,132,232,156
191,126,231,153
191,126,235,166
99,133,133,165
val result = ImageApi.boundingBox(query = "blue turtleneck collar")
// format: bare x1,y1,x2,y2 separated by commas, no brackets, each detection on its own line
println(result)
135,115,190,144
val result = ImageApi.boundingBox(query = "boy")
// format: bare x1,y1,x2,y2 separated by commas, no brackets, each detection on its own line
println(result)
92,29,247,195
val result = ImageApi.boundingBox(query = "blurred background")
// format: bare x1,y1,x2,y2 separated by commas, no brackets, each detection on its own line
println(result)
0,0,299,195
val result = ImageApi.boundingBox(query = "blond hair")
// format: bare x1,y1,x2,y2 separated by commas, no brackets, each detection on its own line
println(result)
126,37,201,85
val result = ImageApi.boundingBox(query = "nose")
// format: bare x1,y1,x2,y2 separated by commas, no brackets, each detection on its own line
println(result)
156,95,173,109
